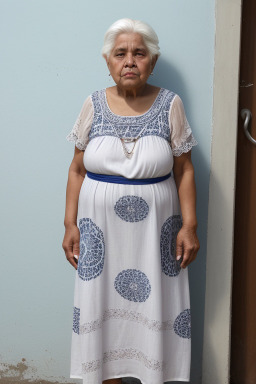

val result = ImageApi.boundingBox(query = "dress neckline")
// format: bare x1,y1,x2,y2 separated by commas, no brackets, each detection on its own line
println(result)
103,87,165,119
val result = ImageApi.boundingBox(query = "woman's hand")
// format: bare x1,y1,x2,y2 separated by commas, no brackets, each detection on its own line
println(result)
176,225,200,268
63,147,86,269
173,151,200,268
62,224,80,269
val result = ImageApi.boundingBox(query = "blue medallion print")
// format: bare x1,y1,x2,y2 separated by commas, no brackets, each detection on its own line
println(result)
78,218,105,281
160,215,182,277
114,269,151,302
73,307,80,334
173,309,191,339
114,195,149,222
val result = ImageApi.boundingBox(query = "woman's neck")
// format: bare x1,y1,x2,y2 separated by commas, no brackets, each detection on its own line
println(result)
115,83,150,100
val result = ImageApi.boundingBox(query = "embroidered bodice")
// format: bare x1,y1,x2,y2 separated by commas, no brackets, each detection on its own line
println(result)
89,88,173,142
67,87,197,157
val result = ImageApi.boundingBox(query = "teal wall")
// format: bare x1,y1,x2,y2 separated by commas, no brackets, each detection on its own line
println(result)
0,1,215,383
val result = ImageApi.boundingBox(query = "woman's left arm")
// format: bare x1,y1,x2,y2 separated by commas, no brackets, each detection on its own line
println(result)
173,151,200,268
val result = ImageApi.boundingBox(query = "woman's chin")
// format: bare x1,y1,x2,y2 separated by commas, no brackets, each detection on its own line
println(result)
117,78,147,90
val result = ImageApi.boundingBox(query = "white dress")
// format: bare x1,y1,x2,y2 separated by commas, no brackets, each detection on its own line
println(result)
66,87,197,384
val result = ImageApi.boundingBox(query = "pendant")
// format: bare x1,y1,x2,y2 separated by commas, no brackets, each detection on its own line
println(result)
120,138,138,158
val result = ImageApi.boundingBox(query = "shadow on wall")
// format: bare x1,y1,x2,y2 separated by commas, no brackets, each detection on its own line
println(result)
150,57,190,102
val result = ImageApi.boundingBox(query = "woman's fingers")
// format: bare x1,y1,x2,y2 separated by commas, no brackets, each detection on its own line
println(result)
71,240,80,269
62,225,80,270
180,247,196,268
176,234,183,261
62,240,77,269
66,245,78,269
176,227,200,268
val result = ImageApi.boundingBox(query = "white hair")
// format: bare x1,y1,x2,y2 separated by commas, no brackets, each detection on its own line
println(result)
101,18,160,59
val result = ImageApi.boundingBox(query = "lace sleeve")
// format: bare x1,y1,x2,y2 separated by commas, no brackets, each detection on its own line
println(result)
169,94,198,157
66,95,94,150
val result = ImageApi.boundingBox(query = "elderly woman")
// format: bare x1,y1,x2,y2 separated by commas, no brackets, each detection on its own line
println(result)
63,18,199,384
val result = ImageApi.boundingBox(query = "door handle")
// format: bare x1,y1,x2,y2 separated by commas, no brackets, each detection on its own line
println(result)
241,109,256,145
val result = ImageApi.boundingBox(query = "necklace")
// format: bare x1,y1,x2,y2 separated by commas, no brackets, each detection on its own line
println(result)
103,88,163,158
120,137,139,159
110,123,147,159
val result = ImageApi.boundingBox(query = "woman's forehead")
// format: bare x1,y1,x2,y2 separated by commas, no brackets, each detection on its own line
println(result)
113,32,146,49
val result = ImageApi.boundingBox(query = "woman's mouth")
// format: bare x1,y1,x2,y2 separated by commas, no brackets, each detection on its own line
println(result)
123,72,138,77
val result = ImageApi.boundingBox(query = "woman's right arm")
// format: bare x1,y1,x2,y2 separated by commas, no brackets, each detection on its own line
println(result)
62,146,86,269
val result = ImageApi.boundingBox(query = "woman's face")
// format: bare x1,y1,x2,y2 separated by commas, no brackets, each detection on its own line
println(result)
106,32,157,91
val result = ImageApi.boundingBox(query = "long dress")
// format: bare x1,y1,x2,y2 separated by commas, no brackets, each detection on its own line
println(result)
66,87,197,384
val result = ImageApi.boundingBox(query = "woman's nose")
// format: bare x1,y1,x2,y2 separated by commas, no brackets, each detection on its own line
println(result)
125,53,135,67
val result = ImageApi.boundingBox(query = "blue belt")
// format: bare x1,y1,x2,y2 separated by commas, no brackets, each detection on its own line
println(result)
86,171,172,185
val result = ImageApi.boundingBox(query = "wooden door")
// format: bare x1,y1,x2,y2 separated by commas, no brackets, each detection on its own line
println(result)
230,0,256,382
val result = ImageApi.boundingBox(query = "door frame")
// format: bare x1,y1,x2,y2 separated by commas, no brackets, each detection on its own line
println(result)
202,0,242,383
